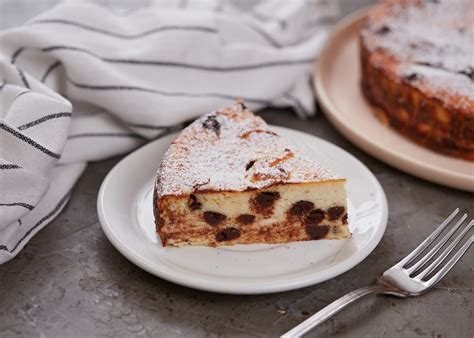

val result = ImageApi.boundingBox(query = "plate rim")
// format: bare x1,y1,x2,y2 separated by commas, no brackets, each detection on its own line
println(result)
97,126,388,294
313,8,474,192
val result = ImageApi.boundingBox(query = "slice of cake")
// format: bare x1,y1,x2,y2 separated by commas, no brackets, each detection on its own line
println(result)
154,103,350,247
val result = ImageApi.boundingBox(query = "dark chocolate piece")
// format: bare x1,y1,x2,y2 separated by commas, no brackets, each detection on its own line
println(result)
236,214,255,224
188,194,202,210
193,179,210,190
375,25,391,35
254,191,280,208
250,191,280,216
202,116,221,136
305,209,325,226
246,160,256,171
306,225,329,240
216,227,241,241
203,211,226,226
328,206,345,221
288,201,314,217
405,73,419,82
418,61,443,68
459,66,474,81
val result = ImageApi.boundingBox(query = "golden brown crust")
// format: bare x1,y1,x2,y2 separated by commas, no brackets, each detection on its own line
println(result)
360,41,474,160
360,0,474,160
158,223,345,247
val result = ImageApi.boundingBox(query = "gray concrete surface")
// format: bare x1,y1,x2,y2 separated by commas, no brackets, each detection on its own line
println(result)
1,1,473,337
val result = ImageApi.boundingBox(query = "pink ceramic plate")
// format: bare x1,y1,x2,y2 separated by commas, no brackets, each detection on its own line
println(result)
314,9,474,192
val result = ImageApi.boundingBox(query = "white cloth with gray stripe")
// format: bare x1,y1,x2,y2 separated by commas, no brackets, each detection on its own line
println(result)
0,0,338,263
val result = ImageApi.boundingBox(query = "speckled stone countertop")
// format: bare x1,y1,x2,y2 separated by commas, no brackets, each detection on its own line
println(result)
0,1,473,337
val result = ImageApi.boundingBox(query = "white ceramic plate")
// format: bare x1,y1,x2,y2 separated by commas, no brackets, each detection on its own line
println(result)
97,126,388,294
314,9,474,192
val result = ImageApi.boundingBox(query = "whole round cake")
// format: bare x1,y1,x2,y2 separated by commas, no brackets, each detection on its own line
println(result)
360,0,474,160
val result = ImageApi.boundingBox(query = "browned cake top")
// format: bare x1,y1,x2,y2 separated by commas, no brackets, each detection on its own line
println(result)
156,103,342,197
361,0,474,111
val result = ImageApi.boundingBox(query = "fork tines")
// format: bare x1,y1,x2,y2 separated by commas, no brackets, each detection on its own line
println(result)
397,208,473,286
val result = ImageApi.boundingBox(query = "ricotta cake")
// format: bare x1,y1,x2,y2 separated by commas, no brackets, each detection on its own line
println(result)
360,0,474,160
154,103,350,247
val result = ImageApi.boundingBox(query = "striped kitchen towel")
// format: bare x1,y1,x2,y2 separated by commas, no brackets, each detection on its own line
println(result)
0,0,339,263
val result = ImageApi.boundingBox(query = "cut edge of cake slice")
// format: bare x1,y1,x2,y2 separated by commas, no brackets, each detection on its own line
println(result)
154,102,350,247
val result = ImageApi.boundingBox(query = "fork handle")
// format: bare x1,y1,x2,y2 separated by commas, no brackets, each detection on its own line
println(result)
281,284,389,338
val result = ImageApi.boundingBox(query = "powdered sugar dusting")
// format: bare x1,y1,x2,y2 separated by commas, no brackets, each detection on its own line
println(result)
156,103,342,197
401,64,473,107
362,0,474,108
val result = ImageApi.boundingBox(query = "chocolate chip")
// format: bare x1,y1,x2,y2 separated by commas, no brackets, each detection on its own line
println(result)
236,214,255,224
246,160,256,171
342,213,348,225
250,191,280,216
418,61,442,68
328,206,345,221
188,194,202,211
253,191,280,209
306,225,329,240
289,201,314,217
240,102,247,110
305,209,325,226
216,227,241,241
203,211,226,226
193,179,210,190
202,116,221,136
459,66,474,81
375,25,391,35
405,73,419,82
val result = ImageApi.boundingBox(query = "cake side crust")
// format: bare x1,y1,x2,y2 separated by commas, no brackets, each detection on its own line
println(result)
156,180,350,247
359,0,474,160
360,39,474,160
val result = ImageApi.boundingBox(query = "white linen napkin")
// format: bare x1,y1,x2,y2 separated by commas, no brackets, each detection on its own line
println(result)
0,0,339,264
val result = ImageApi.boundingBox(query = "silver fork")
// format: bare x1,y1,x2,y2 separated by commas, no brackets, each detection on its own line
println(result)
281,209,473,338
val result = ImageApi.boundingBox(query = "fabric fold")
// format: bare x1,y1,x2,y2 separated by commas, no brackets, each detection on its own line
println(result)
0,0,338,263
